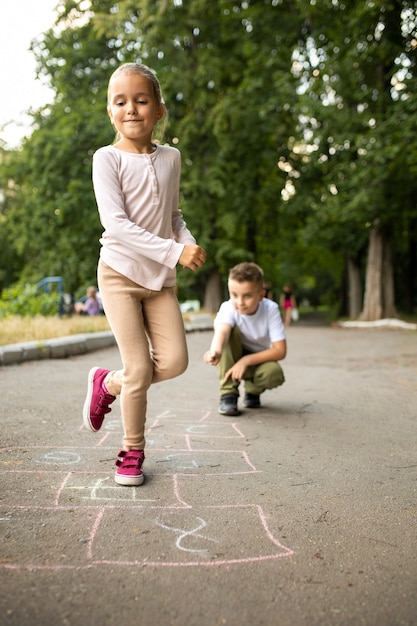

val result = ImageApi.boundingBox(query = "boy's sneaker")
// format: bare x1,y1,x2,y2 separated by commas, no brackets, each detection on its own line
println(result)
218,393,240,416
243,392,261,409
115,450,145,486
83,367,116,432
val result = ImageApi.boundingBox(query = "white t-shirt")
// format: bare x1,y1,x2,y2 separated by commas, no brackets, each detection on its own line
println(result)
214,298,286,353
92,144,196,290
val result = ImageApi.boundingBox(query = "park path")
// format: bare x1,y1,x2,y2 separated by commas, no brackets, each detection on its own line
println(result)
1,323,416,626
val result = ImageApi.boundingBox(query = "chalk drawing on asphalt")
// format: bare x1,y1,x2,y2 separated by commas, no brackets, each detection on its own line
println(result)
0,407,294,569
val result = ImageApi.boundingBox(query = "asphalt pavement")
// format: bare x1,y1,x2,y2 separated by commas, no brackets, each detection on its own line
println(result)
1,319,417,626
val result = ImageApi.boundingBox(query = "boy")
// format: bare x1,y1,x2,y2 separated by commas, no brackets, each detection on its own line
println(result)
204,262,286,415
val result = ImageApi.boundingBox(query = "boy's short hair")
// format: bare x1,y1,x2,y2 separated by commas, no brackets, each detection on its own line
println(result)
228,262,264,288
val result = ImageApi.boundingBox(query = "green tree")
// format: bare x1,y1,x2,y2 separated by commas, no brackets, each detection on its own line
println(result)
2,0,415,320
91,0,302,309
289,0,417,318
1,0,115,294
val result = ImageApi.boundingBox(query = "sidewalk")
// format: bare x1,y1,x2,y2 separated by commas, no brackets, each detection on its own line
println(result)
1,322,416,626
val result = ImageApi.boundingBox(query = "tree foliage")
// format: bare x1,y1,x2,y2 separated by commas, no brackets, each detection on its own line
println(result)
0,0,416,317
0,0,115,294
288,0,417,315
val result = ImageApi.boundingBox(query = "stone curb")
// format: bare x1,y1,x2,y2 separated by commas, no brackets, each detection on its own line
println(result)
0,331,117,366
0,316,214,366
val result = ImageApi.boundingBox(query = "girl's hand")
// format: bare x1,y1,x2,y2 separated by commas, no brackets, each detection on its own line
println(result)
179,245,207,271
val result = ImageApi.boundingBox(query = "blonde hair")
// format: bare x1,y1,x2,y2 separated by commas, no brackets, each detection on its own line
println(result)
86,286,97,298
107,63,167,143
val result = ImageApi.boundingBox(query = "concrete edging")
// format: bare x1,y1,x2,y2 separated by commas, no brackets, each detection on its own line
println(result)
0,316,215,366
0,331,117,366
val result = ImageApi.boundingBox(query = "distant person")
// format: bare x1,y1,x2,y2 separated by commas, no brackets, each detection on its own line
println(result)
262,281,274,300
74,286,100,316
82,63,206,487
279,283,297,327
204,262,286,416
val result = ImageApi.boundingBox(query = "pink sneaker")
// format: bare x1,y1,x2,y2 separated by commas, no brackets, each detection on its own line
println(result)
83,367,116,432
115,450,145,486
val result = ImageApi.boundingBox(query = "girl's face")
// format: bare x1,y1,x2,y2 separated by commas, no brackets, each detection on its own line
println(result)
107,71,164,149
228,279,264,316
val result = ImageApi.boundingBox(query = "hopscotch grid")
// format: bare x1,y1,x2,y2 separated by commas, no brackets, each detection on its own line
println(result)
2,503,193,511
147,420,246,438
173,474,193,509
54,471,72,506
1,498,294,572
1,426,248,453
87,507,105,560
1,448,261,458
159,469,260,476
148,409,212,423
97,432,111,446
1,411,295,569
1,551,293,572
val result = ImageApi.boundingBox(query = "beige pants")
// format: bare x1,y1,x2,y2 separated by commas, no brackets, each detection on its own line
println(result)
98,260,188,450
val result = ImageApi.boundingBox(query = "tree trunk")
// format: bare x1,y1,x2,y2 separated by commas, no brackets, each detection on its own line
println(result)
203,269,223,313
382,234,397,318
360,228,383,321
347,256,362,319
360,226,397,321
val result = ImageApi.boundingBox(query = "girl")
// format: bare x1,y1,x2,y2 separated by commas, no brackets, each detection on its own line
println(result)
279,284,297,327
83,63,206,486
74,285,100,316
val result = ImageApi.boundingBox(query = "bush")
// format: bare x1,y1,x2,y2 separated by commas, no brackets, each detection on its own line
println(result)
0,284,61,317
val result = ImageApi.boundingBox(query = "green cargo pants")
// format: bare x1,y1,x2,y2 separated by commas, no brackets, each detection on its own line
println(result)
218,327,285,396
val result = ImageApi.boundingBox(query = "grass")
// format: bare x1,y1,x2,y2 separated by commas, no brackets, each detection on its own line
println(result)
3,310,414,348
0,311,207,346
0,315,111,346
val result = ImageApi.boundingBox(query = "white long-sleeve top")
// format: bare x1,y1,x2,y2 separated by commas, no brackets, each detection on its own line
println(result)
92,144,196,290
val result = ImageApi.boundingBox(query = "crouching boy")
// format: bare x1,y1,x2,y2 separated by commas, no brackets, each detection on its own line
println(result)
204,262,286,415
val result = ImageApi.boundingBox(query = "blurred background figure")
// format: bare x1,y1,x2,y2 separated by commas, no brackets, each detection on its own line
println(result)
262,281,274,300
74,285,101,316
279,283,297,326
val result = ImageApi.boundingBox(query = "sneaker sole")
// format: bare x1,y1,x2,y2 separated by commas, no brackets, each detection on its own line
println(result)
218,408,241,416
83,366,100,432
115,472,145,486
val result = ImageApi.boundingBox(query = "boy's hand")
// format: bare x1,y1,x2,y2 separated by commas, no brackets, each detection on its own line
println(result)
224,359,248,382
179,245,207,271
204,350,220,366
